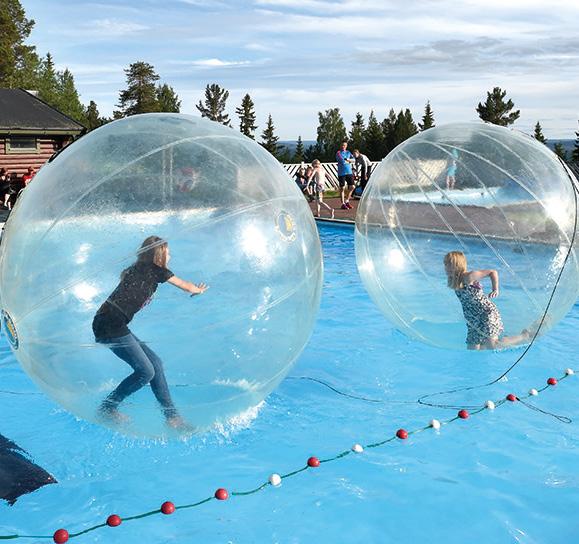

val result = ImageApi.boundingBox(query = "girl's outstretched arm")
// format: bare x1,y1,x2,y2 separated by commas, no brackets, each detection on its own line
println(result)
168,276,208,296
465,269,499,298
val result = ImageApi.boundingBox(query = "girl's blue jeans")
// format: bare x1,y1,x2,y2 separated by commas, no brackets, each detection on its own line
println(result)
98,332,177,419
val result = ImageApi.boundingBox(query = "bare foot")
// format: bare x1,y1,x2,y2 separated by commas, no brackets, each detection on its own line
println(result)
331,209,335,219
166,415,197,434
98,406,130,425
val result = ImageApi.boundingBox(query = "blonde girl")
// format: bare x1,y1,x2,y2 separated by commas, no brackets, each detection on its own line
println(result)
444,251,529,350
308,160,334,219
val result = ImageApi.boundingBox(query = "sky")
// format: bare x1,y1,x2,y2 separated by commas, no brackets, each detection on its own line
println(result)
20,0,579,140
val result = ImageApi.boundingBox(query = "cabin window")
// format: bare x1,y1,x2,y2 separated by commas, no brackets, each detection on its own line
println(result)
6,136,40,154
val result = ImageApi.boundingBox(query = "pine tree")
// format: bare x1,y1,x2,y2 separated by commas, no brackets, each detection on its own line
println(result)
86,100,104,131
476,87,520,126
553,143,567,161
381,108,397,156
235,93,257,139
54,68,86,124
349,112,366,152
419,101,435,131
293,135,305,163
196,83,231,126
37,52,59,107
393,108,418,147
533,122,547,144
0,0,39,87
364,110,385,161
315,107,347,162
303,144,319,163
156,83,181,113
117,61,160,117
260,114,281,157
572,122,579,164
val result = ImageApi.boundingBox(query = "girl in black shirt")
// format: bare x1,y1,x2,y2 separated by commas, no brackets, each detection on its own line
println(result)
92,236,207,430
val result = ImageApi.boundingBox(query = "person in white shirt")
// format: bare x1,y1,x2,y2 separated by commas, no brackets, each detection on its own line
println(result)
353,149,372,193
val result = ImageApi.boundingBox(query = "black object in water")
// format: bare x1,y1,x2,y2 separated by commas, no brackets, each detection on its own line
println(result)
0,433,56,505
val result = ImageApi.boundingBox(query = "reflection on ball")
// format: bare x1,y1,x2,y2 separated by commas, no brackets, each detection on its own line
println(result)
0,114,323,437
356,122,579,350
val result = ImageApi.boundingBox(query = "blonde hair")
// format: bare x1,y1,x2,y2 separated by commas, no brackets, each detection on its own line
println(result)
444,251,467,289
312,159,321,167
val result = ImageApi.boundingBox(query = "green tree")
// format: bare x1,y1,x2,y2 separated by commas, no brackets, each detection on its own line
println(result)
476,87,520,126
572,123,579,164
533,121,547,144
85,100,104,131
0,0,38,87
349,112,366,152
235,93,257,138
553,143,567,161
419,101,435,131
54,68,86,124
196,83,231,126
393,108,418,147
260,114,281,157
37,52,59,106
117,61,160,117
315,107,347,162
364,110,385,161
381,108,397,155
293,135,305,163
156,83,181,113
303,143,319,163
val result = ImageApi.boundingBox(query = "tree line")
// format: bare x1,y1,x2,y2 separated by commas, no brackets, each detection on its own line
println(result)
2,0,578,165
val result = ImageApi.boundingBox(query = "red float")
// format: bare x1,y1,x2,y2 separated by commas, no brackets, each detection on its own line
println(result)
506,394,517,402
458,409,469,419
106,514,122,527
53,529,69,543
307,456,320,467
161,501,175,515
215,488,229,500
396,429,408,439
547,377,558,386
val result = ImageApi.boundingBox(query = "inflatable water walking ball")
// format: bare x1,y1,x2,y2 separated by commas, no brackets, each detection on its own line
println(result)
0,114,323,437
355,122,579,350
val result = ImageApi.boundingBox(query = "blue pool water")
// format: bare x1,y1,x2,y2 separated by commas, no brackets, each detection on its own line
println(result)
1,222,579,543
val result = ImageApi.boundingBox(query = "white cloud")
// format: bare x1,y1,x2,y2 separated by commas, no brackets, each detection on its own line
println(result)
244,42,272,51
166,58,254,68
53,63,124,76
30,0,578,139
90,18,149,36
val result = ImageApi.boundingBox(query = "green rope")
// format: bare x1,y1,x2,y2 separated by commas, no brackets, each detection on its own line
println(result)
1,372,571,541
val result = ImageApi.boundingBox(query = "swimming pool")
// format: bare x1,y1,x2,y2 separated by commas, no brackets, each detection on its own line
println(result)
1,222,578,543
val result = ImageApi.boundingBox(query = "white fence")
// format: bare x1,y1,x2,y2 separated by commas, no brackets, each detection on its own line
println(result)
282,162,380,190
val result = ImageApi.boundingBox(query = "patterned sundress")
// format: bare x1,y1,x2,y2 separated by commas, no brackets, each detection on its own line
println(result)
455,281,504,345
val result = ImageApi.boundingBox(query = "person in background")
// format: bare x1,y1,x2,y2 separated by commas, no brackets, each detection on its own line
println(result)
446,159,457,190
308,159,334,219
353,149,372,193
305,165,315,196
294,166,312,200
22,166,36,186
0,169,9,208
5,172,24,210
336,141,355,209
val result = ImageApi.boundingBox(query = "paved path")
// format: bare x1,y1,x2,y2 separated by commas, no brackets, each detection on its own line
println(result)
308,196,358,223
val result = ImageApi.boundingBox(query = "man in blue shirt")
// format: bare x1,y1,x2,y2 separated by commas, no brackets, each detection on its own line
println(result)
336,141,355,209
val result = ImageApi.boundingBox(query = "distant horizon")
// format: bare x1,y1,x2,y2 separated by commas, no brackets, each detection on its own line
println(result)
20,0,579,140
